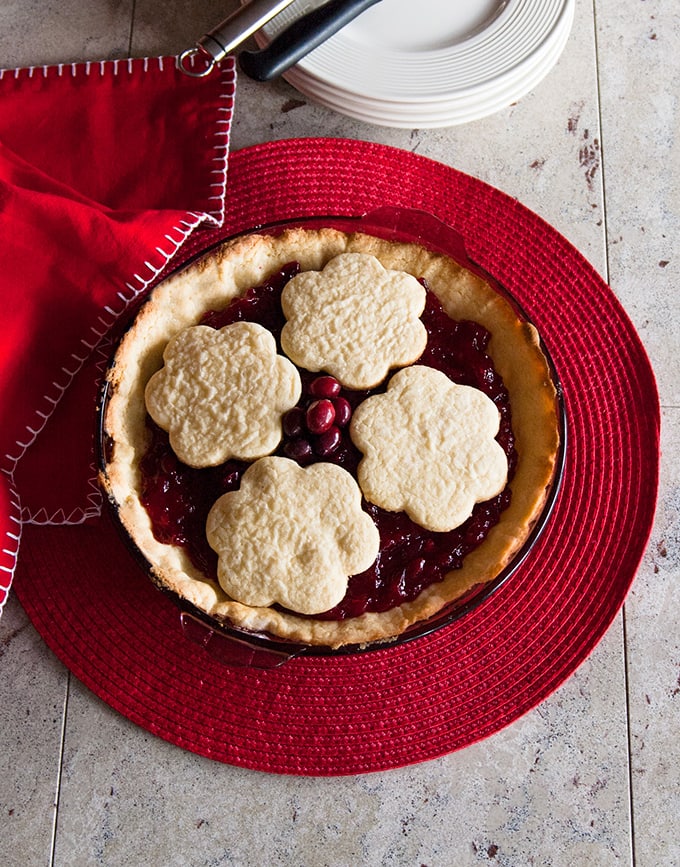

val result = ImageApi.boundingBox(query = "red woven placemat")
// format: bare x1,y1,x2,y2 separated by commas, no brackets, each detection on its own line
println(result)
15,138,659,776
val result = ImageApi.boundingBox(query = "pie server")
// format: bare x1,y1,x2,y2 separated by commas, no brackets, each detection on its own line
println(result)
178,0,383,80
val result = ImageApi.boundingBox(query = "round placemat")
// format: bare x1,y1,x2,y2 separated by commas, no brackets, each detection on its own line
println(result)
15,138,659,776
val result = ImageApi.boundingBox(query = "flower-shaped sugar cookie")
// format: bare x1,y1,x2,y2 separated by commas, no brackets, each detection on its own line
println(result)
350,365,508,532
206,456,380,614
145,322,301,467
280,253,427,389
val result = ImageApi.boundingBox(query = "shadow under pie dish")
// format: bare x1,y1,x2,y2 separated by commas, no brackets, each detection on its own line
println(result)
98,208,565,659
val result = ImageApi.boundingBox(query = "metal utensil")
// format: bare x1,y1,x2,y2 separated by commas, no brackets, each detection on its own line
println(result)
239,0,384,81
178,0,383,80
178,0,297,77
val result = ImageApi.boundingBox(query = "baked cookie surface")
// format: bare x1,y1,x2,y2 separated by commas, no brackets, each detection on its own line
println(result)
281,252,427,389
206,456,380,615
145,322,301,467
101,226,561,649
350,365,508,532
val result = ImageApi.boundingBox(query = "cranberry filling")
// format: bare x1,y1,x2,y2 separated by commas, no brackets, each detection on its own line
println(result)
139,263,517,619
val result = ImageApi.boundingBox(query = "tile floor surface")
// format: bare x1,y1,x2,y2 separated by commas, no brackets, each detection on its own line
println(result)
0,0,678,865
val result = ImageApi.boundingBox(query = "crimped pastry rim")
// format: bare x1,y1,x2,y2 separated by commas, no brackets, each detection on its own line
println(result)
99,218,564,652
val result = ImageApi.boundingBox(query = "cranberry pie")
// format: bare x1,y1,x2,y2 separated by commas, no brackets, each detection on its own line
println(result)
101,226,561,649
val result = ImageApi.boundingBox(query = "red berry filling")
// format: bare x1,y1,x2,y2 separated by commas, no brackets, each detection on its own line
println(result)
308,375,342,399
306,399,336,434
139,263,517,619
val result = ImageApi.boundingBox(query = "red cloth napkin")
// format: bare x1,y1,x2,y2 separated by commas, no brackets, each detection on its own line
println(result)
0,56,237,613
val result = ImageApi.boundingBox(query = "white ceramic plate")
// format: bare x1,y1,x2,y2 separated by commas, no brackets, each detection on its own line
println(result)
248,0,574,126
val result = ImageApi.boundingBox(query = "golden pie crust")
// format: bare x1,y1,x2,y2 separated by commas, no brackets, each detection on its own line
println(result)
101,227,561,649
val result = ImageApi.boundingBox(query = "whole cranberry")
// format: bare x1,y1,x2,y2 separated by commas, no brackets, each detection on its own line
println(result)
333,396,352,428
315,426,342,457
283,438,313,462
306,399,336,434
282,406,306,438
308,375,341,398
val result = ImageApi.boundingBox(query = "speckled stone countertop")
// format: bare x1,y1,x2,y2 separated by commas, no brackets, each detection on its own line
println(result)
1,1,678,864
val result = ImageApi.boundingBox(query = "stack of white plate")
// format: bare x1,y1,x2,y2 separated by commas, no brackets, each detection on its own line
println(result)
250,0,575,128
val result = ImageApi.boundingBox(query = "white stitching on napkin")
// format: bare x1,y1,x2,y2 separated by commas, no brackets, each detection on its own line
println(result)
1,56,182,81
0,482,21,616
2,209,217,506
1,56,237,555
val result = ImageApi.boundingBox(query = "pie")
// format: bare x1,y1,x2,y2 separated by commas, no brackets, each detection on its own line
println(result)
100,225,562,649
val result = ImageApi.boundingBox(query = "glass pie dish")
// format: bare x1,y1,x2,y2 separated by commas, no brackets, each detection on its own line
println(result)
97,206,566,668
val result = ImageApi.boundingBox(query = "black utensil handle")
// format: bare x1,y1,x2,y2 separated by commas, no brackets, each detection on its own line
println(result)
239,0,383,81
